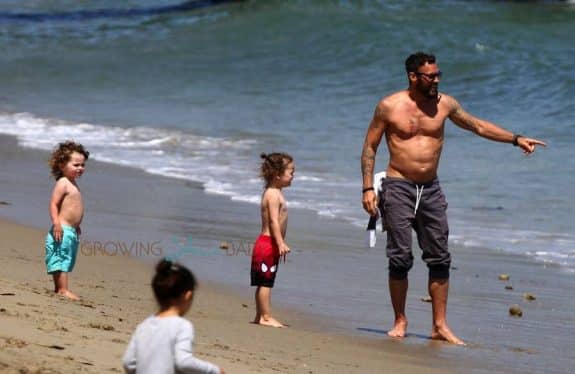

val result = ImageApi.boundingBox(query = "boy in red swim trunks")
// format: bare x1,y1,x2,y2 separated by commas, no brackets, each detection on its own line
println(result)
251,152,294,328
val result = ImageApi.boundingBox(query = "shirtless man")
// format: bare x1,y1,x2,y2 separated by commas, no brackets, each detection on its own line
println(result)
361,52,546,345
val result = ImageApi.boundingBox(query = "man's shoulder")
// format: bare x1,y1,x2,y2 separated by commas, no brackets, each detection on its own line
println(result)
438,92,457,107
374,91,408,117
379,90,408,106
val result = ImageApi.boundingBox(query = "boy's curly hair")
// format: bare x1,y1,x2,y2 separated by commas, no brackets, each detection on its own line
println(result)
49,141,90,180
260,152,293,187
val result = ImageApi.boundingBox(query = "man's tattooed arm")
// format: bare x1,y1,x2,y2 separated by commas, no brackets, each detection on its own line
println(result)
361,104,386,188
448,95,516,143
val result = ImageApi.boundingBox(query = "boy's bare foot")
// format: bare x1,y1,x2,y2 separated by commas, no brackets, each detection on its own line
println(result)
257,316,285,328
387,319,407,338
431,324,465,345
56,289,80,301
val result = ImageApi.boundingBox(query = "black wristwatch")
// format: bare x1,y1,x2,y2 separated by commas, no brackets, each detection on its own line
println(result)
512,134,523,147
362,187,374,194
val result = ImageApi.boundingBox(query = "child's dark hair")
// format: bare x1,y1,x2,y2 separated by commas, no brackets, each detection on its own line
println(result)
260,152,293,187
152,259,197,309
49,140,90,180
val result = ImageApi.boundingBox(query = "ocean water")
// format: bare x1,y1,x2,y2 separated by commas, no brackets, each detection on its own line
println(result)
0,0,574,271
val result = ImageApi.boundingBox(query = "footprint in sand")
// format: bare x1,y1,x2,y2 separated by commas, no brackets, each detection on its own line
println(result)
14,255,31,262
37,321,68,333
1,337,28,348
212,343,231,350
88,322,115,331
17,302,40,308
18,365,60,373
0,308,17,317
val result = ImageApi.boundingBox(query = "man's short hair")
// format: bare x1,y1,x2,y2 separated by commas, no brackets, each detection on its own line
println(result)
405,52,436,73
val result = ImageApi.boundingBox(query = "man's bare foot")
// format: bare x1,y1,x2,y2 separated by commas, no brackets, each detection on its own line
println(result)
387,319,407,338
257,316,285,328
56,289,80,301
431,324,465,345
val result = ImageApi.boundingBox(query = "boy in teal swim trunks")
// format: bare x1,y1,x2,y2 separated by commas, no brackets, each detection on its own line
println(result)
45,141,89,300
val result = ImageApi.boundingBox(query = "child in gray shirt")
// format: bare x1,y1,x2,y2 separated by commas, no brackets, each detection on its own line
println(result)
123,260,224,374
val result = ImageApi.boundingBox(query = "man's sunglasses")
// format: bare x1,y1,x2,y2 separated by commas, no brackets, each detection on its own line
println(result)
415,71,442,81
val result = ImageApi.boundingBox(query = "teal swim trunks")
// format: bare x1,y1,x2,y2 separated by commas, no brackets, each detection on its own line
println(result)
45,225,79,274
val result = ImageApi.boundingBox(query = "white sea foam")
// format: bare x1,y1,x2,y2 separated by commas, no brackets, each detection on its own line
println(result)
474,43,488,52
297,175,324,182
1,111,574,272
0,110,329,211
449,221,575,271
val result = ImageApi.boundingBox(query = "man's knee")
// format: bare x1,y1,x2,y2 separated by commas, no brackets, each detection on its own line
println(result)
389,257,413,280
423,249,451,279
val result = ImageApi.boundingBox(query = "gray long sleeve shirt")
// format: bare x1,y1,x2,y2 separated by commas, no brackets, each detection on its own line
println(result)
123,315,220,374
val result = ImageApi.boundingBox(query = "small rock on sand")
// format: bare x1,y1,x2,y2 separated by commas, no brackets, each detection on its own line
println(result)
523,293,536,301
421,296,432,303
219,241,230,250
498,274,510,281
505,285,514,290
509,305,523,317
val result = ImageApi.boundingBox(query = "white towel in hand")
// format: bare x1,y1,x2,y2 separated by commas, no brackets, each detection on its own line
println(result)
366,171,386,248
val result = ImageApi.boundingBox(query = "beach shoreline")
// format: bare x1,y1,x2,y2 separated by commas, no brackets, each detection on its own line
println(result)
1,134,573,373
0,134,476,373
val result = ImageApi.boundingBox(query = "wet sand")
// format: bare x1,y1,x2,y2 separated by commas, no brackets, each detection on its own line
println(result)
0,219,458,373
1,134,574,373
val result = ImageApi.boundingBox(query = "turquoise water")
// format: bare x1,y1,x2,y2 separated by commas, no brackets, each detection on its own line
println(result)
0,0,574,270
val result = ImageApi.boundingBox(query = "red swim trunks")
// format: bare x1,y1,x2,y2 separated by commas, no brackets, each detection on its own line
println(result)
250,235,280,288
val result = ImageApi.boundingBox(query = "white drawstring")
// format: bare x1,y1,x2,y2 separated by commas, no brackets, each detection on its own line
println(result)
414,185,424,214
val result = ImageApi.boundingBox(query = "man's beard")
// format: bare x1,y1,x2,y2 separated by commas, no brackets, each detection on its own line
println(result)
427,86,438,99
417,82,439,99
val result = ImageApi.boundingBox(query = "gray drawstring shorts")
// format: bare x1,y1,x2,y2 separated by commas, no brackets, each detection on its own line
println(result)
379,177,451,280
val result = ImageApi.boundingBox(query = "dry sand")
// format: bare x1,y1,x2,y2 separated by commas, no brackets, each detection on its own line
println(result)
0,218,458,373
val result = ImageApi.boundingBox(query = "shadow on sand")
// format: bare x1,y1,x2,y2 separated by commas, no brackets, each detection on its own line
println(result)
356,327,431,340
